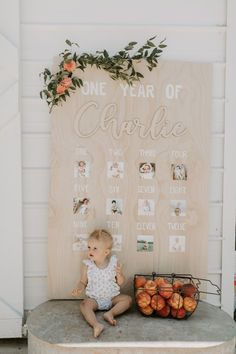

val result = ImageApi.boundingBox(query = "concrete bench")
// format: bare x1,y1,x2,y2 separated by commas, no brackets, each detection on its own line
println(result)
27,300,236,354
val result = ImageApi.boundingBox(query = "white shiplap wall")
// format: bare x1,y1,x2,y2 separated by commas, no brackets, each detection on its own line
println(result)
20,0,235,314
0,0,23,337
221,0,236,315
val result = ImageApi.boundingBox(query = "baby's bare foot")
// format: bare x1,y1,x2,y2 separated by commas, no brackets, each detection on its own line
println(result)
104,311,117,326
93,323,104,338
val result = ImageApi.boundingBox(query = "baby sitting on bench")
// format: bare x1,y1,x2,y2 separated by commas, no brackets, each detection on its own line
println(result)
72,229,132,337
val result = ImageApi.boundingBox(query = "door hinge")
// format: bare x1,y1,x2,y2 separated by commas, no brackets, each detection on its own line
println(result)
22,323,28,337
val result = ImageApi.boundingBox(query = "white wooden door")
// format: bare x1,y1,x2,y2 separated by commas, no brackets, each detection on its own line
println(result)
0,0,23,337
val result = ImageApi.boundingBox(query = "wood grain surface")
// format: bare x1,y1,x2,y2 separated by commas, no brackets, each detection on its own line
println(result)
48,61,212,299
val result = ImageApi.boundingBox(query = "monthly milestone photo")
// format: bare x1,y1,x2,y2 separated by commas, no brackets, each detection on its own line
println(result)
112,234,122,251
74,160,90,178
169,235,186,252
72,234,89,251
138,199,155,216
137,235,154,252
73,197,90,215
170,200,187,216
171,163,187,180
139,162,155,179
107,161,124,178
106,198,123,215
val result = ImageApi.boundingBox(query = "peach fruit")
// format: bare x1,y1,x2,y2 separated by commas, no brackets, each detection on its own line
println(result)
168,293,184,309
151,294,165,311
183,297,197,312
154,277,166,287
172,280,184,292
181,283,197,298
171,307,186,319
136,291,151,308
139,305,154,316
158,282,173,299
144,280,157,296
134,276,147,289
156,304,171,318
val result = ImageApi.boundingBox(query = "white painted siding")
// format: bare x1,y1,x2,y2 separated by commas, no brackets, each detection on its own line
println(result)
20,0,235,315
0,0,23,337
20,0,226,26
221,0,236,315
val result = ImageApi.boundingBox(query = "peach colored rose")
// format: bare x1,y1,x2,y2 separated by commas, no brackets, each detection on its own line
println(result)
63,60,76,72
61,77,72,88
56,84,66,94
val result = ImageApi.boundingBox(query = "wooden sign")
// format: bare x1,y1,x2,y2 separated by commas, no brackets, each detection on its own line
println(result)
48,61,212,299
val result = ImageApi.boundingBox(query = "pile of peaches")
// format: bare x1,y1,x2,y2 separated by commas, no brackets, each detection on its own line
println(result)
134,274,199,319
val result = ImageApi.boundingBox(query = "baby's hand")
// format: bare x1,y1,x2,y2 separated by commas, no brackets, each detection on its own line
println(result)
116,262,123,276
71,288,82,297
116,261,125,286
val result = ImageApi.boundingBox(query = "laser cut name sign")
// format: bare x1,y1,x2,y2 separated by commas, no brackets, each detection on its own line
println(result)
74,103,187,139
48,61,212,299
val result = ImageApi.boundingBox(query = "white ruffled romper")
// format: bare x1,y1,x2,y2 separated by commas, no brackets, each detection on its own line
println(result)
83,255,120,310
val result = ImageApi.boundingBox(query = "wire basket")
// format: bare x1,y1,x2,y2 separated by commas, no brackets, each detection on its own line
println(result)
134,272,221,320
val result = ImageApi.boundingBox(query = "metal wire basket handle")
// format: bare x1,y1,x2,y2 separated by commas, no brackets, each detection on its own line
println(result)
150,272,221,296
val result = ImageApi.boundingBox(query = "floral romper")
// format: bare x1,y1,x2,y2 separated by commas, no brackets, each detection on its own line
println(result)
83,255,120,310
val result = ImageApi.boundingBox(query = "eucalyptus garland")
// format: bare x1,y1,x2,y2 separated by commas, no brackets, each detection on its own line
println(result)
40,36,166,113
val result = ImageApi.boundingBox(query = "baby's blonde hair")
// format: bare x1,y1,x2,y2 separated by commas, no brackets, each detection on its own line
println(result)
89,229,113,249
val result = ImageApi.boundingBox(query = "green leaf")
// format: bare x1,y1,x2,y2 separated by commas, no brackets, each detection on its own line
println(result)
40,36,167,111
63,52,71,59
45,68,51,75
149,35,156,41
147,41,155,47
151,48,158,55
125,45,133,51
118,51,125,57
72,77,77,86
66,39,72,46
136,72,144,78
159,44,167,48
160,38,166,44
132,54,142,60
127,62,132,69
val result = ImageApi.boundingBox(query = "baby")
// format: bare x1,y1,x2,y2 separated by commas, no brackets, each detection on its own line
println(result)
72,229,132,337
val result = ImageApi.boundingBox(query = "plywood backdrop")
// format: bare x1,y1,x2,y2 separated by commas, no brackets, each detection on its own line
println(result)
48,60,212,299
